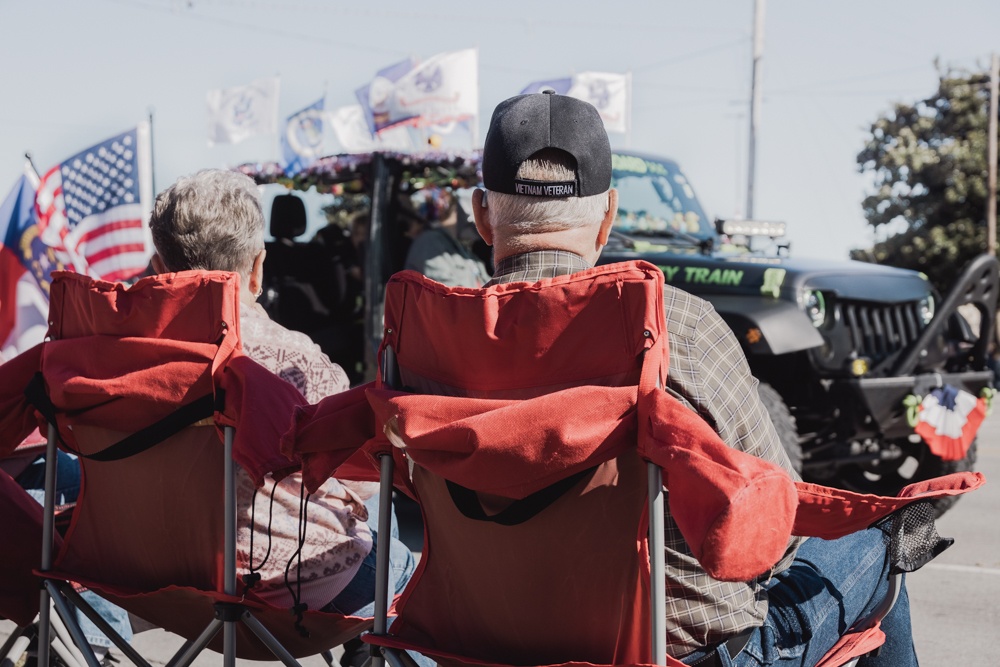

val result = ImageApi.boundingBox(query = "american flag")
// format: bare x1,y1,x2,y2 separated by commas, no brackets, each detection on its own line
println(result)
34,125,153,283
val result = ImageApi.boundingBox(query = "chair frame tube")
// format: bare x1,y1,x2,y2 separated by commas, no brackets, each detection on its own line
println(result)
37,423,60,667
44,582,101,667
0,625,32,665
370,453,396,667
647,464,667,664
169,619,223,667
59,583,152,667
223,425,238,667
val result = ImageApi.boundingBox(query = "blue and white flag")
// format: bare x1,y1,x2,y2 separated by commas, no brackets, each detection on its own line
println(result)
355,58,419,135
389,48,478,129
521,71,630,134
206,77,281,145
281,98,326,174
357,49,479,135
520,77,573,95
328,105,414,153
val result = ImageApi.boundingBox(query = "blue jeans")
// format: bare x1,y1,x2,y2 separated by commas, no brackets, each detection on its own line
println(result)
688,528,916,666
17,451,135,649
324,493,433,667
323,493,415,617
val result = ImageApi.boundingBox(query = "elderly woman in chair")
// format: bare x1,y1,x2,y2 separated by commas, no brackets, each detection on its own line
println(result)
148,169,414,657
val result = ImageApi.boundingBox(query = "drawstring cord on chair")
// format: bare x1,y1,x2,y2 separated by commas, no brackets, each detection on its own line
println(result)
284,480,311,637
241,477,278,599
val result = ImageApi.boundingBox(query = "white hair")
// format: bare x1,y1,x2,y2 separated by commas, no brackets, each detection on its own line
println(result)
486,149,609,235
149,169,265,279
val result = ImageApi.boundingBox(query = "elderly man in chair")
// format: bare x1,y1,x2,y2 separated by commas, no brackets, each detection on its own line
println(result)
467,90,916,667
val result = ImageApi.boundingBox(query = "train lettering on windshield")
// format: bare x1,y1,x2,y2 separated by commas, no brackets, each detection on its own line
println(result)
659,265,744,286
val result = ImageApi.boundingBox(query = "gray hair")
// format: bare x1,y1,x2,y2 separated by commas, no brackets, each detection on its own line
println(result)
149,169,265,278
486,149,609,234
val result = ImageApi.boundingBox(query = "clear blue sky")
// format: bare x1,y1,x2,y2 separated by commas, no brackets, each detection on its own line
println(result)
2,0,998,261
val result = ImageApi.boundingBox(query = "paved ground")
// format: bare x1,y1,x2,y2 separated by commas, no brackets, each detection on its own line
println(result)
906,413,1000,665
4,417,998,666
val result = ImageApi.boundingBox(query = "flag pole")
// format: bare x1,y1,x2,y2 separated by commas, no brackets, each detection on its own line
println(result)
147,107,157,196
274,72,283,164
626,71,633,150
24,153,41,187
746,0,766,219
988,52,998,255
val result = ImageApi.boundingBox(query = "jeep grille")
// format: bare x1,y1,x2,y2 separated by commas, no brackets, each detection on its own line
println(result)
840,300,925,364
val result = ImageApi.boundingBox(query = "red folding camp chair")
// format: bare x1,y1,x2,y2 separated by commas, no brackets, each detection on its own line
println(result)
281,260,981,667
0,435,89,667
0,270,379,667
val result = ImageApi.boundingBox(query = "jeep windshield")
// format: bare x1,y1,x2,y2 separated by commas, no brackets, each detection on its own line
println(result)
611,152,714,245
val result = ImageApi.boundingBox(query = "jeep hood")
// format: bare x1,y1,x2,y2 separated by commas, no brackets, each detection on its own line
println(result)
600,250,932,303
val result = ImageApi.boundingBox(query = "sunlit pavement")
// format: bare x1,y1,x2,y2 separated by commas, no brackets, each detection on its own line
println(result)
3,415,997,665
907,411,1000,666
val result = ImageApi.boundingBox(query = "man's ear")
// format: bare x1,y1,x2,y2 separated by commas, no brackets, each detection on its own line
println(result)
596,189,618,248
249,248,266,295
150,253,166,274
471,188,493,246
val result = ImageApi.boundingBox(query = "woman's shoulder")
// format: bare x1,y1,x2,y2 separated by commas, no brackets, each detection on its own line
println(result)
239,304,350,400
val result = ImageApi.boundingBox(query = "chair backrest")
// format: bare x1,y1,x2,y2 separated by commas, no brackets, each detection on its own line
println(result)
383,262,666,399
59,424,225,592
33,269,370,659
377,261,667,664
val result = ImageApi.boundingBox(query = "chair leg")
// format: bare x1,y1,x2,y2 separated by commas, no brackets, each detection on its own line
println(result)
223,425,238,667
239,609,301,667
38,425,61,667
223,620,236,667
381,647,416,667
370,453,397,667
44,582,101,667
0,624,33,667
50,634,87,667
49,605,89,667
647,463,667,665
58,586,151,667
166,619,223,667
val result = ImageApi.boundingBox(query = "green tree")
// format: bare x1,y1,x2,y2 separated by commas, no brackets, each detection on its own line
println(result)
853,65,997,292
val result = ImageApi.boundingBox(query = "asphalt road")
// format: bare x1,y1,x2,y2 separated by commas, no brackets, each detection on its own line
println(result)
906,413,1000,665
3,416,997,666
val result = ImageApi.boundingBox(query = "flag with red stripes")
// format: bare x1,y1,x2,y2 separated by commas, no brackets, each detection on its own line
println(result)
34,124,153,283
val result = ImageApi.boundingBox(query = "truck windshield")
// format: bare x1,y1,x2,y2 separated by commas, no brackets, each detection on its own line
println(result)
611,153,713,239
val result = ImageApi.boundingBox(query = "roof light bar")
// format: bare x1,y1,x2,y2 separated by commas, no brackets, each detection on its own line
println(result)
717,219,787,238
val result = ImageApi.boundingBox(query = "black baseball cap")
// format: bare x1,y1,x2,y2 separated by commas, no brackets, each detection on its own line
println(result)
482,91,612,198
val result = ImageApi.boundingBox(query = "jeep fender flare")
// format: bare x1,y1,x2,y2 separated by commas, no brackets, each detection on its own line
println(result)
707,295,824,356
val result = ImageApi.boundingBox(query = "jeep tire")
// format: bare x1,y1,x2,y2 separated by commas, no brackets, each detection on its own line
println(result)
838,438,977,517
758,382,803,474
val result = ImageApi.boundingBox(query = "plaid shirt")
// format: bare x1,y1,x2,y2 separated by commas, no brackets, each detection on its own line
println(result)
489,251,804,657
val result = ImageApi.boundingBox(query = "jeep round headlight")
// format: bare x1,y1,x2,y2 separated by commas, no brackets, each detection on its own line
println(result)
917,295,935,325
800,289,826,328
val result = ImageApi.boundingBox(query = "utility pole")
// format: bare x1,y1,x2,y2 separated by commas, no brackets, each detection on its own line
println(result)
988,53,998,255
746,0,766,220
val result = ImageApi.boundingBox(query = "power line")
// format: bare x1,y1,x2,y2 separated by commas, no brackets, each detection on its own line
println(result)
631,37,750,73
769,89,933,98
150,0,737,35
105,0,411,57
768,64,933,94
